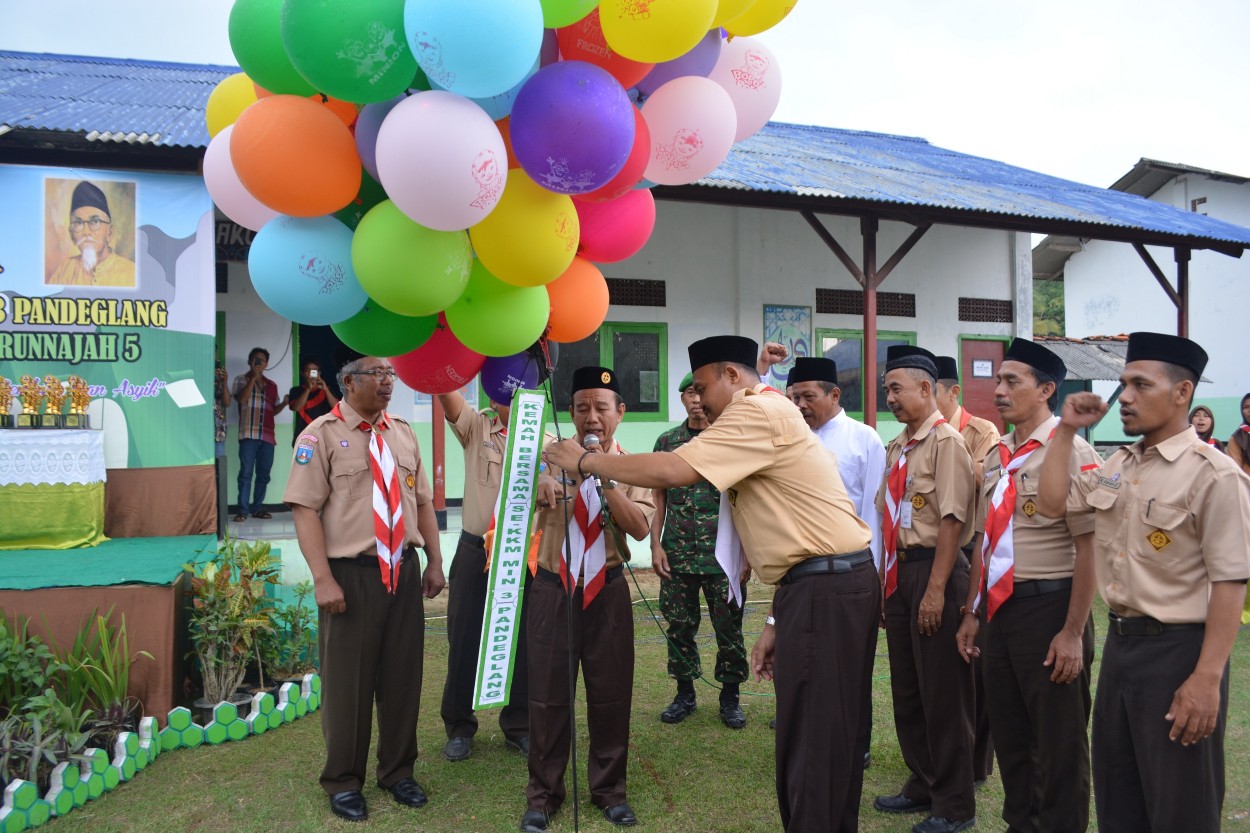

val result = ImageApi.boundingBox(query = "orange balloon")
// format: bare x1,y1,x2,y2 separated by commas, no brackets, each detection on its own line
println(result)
231,95,362,217
316,94,361,128
495,117,521,169
546,256,609,343
254,83,274,99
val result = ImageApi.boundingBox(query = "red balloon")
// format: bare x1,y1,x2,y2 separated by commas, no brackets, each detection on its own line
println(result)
391,314,487,394
546,256,609,342
556,8,654,89
575,189,656,263
573,106,650,203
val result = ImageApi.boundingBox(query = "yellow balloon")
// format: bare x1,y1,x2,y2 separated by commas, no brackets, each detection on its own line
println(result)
724,0,799,37
711,0,756,28
468,174,580,288
600,0,717,64
205,73,258,138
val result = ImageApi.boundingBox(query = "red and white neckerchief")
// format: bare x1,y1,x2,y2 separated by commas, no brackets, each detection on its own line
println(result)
957,407,972,432
881,416,947,599
980,427,1053,619
1241,425,1250,434
563,439,622,608
333,403,405,594
1207,438,1219,447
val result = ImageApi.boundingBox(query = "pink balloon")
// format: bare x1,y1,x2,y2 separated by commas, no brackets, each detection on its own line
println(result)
641,76,737,186
391,314,487,394
375,91,508,232
707,36,782,142
203,125,279,231
575,190,656,263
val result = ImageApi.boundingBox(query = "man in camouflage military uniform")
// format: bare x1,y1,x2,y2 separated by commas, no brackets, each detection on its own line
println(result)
651,373,749,729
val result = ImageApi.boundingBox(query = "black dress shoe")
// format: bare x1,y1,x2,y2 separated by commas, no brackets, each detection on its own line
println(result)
873,793,932,814
328,790,368,822
660,692,696,724
505,735,530,756
601,803,639,826
443,736,472,761
769,717,777,730
719,702,747,729
911,815,976,833
380,777,428,808
864,751,872,769
519,809,550,832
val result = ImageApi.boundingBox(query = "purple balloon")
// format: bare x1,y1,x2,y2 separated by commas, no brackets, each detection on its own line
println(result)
540,28,560,67
510,61,636,195
481,351,542,405
355,95,406,182
636,29,724,97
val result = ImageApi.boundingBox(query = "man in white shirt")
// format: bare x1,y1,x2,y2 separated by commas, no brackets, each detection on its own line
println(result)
787,356,887,769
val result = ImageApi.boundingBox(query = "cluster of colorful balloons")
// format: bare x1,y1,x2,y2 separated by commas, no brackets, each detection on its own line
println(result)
204,0,795,394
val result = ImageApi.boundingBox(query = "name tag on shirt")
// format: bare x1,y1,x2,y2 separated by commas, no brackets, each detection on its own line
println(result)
900,501,913,529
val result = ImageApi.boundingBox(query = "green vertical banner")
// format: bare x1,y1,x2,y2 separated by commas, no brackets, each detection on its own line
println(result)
473,389,549,710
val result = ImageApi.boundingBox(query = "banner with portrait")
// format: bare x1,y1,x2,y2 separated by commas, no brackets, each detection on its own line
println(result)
0,164,216,470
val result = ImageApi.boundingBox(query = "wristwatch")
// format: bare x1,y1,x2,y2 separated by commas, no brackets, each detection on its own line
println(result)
765,615,776,627
603,479,617,490
959,605,979,619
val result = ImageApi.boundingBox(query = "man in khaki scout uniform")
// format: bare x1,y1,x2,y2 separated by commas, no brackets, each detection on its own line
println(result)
520,367,654,833
1037,331,1250,833
545,336,878,833
934,354,1000,785
955,339,1100,833
873,345,977,833
284,356,447,823
438,387,530,762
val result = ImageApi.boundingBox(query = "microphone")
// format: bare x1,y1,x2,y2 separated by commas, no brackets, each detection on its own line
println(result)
582,433,611,522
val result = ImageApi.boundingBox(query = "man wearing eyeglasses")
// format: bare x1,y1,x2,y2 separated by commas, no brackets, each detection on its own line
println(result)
285,356,447,823
48,181,136,287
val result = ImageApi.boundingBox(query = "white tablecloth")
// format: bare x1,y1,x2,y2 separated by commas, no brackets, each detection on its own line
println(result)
0,429,107,487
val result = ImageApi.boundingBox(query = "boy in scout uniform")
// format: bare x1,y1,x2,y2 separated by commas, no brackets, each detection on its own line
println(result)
284,356,447,823
521,367,654,833
955,339,1100,833
873,345,977,833
1037,332,1250,833
935,354,1000,785
545,336,878,833
438,387,530,762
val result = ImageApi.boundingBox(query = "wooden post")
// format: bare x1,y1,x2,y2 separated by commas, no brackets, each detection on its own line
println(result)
862,217,879,427
1175,247,1191,338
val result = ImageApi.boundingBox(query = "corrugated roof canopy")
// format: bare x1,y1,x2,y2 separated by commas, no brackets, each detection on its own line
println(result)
1034,336,1212,383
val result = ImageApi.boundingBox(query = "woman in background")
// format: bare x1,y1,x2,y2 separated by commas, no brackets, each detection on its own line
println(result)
1227,393,1250,476
1189,404,1224,452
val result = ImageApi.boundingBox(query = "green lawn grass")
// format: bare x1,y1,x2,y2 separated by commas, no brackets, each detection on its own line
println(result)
48,573,1250,832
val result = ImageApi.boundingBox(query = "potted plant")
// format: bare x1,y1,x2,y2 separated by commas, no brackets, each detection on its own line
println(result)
258,581,319,690
58,608,152,752
185,538,280,722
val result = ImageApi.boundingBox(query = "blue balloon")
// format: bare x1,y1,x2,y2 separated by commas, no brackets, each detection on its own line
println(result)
247,216,367,326
430,57,539,121
405,0,544,99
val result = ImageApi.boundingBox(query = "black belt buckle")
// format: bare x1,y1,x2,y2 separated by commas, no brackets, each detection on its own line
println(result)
1109,612,1163,636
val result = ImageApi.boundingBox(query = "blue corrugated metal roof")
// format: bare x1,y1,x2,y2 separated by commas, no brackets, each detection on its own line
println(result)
699,122,1250,247
3,50,1249,250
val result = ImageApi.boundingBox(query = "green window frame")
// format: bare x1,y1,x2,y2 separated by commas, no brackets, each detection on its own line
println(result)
541,321,668,422
813,327,917,420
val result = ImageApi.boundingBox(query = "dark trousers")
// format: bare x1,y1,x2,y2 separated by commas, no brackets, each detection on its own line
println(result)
983,588,1093,833
440,532,530,741
971,625,994,781
526,571,633,812
883,553,976,820
318,556,425,794
1093,624,1227,833
774,560,880,833
236,438,273,514
659,571,748,685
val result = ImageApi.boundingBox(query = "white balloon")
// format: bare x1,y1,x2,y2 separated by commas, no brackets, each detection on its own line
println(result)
707,37,782,142
204,125,279,231
641,76,737,186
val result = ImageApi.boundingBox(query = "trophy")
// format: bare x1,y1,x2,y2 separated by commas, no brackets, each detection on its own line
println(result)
65,375,91,429
0,375,12,429
16,374,42,428
40,375,65,428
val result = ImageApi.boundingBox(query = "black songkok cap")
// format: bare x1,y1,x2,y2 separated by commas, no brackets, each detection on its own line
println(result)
788,357,838,386
935,356,960,383
885,345,938,380
70,181,110,216
1125,332,1208,378
688,335,758,373
1004,339,1067,387
570,366,620,395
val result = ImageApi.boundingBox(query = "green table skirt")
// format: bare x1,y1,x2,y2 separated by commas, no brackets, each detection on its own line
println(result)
0,481,107,550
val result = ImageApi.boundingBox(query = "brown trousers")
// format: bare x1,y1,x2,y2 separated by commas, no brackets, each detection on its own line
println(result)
525,570,634,812
883,553,976,820
774,560,880,833
319,556,425,794
983,587,1093,833
440,532,530,742
1093,623,1227,833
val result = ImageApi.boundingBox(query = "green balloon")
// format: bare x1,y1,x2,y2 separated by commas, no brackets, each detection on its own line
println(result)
333,172,388,231
332,302,437,357
445,260,551,357
351,200,472,317
229,0,316,95
281,0,419,103
541,0,600,28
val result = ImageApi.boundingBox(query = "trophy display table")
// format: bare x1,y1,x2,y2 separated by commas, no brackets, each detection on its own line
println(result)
0,429,107,550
